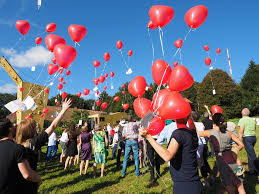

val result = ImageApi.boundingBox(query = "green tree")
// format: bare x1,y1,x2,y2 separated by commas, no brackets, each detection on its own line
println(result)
240,60,259,116
0,93,16,119
180,81,199,111
197,69,242,119
70,110,89,125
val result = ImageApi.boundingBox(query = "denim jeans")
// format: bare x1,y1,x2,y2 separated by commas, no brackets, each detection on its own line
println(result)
122,140,140,176
46,145,58,161
112,143,118,159
243,136,257,172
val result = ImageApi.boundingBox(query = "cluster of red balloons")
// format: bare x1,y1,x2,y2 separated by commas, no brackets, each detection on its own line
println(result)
128,60,194,135
147,5,208,30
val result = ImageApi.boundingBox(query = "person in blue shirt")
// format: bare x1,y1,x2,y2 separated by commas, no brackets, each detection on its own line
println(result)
156,120,177,146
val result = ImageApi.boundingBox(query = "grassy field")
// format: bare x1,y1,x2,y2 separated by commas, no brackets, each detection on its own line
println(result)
38,127,259,194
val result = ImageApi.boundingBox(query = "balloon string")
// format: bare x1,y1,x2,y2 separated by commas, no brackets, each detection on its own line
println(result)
147,28,155,65
33,72,61,100
213,56,217,67
101,62,107,76
179,49,183,65
95,68,97,78
128,56,130,69
158,27,165,59
173,48,180,57
25,63,47,98
119,50,129,69
209,69,215,92
184,28,193,41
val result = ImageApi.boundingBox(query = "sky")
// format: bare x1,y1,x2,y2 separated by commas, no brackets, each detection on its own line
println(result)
0,0,259,99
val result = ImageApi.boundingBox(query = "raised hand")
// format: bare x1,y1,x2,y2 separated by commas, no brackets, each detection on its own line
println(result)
62,98,72,111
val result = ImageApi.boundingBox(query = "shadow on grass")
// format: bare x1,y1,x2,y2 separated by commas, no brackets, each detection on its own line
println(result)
243,174,258,194
72,179,123,194
42,168,78,181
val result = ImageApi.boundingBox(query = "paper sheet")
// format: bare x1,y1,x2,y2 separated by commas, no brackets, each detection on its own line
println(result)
23,96,36,111
5,100,26,113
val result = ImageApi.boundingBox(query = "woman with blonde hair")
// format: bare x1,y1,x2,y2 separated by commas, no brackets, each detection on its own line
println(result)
93,124,108,177
79,122,92,175
16,98,72,193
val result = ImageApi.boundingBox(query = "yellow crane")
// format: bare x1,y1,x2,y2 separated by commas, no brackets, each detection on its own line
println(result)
0,56,49,130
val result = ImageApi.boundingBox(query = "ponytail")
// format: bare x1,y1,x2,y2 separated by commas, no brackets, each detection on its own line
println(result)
212,113,227,133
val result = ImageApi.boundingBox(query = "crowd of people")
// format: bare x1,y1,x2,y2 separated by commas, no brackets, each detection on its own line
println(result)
0,98,258,194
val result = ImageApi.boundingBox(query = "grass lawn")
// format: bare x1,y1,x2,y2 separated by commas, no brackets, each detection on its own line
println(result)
38,127,259,194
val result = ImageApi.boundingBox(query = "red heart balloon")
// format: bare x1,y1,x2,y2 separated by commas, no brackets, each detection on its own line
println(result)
173,61,178,67
116,40,123,50
97,100,102,106
96,91,99,95
68,24,87,43
168,65,193,92
48,64,59,75
56,101,60,105
157,91,191,120
54,44,77,69
58,67,63,74
133,97,152,118
61,92,67,99
121,84,125,89
51,58,56,64
83,89,90,95
128,76,147,97
93,78,99,86
62,82,66,85
45,34,66,52
149,5,174,28
43,108,48,114
204,45,209,51
110,72,115,77
152,59,172,85
93,60,101,68
147,20,157,29
104,73,108,78
35,37,42,45
174,39,183,48
58,77,64,82
211,105,223,115
205,57,211,66
122,104,129,110
151,88,171,112
16,20,30,35
128,50,133,56
148,86,152,91
148,117,165,136
46,23,56,33
114,96,120,102
216,48,221,54
185,5,208,29
57,84,63,90
122,91,126,95
19,88,24,92
101,102,108,110
77,92,81,98
99,76,105,83
104,52,110,62
40,114,45,118
66,70,71,76
45,88,49,94
104,86,107,90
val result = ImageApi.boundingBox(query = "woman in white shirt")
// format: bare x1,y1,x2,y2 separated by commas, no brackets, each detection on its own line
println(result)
59,128,69,163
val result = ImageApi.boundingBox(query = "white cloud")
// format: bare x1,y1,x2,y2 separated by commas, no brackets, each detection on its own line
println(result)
0,83,17,93
1,46,52,68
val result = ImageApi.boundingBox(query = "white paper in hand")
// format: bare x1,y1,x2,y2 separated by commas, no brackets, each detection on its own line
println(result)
78,120,83,125
213,89,216,95
31,66,35,72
